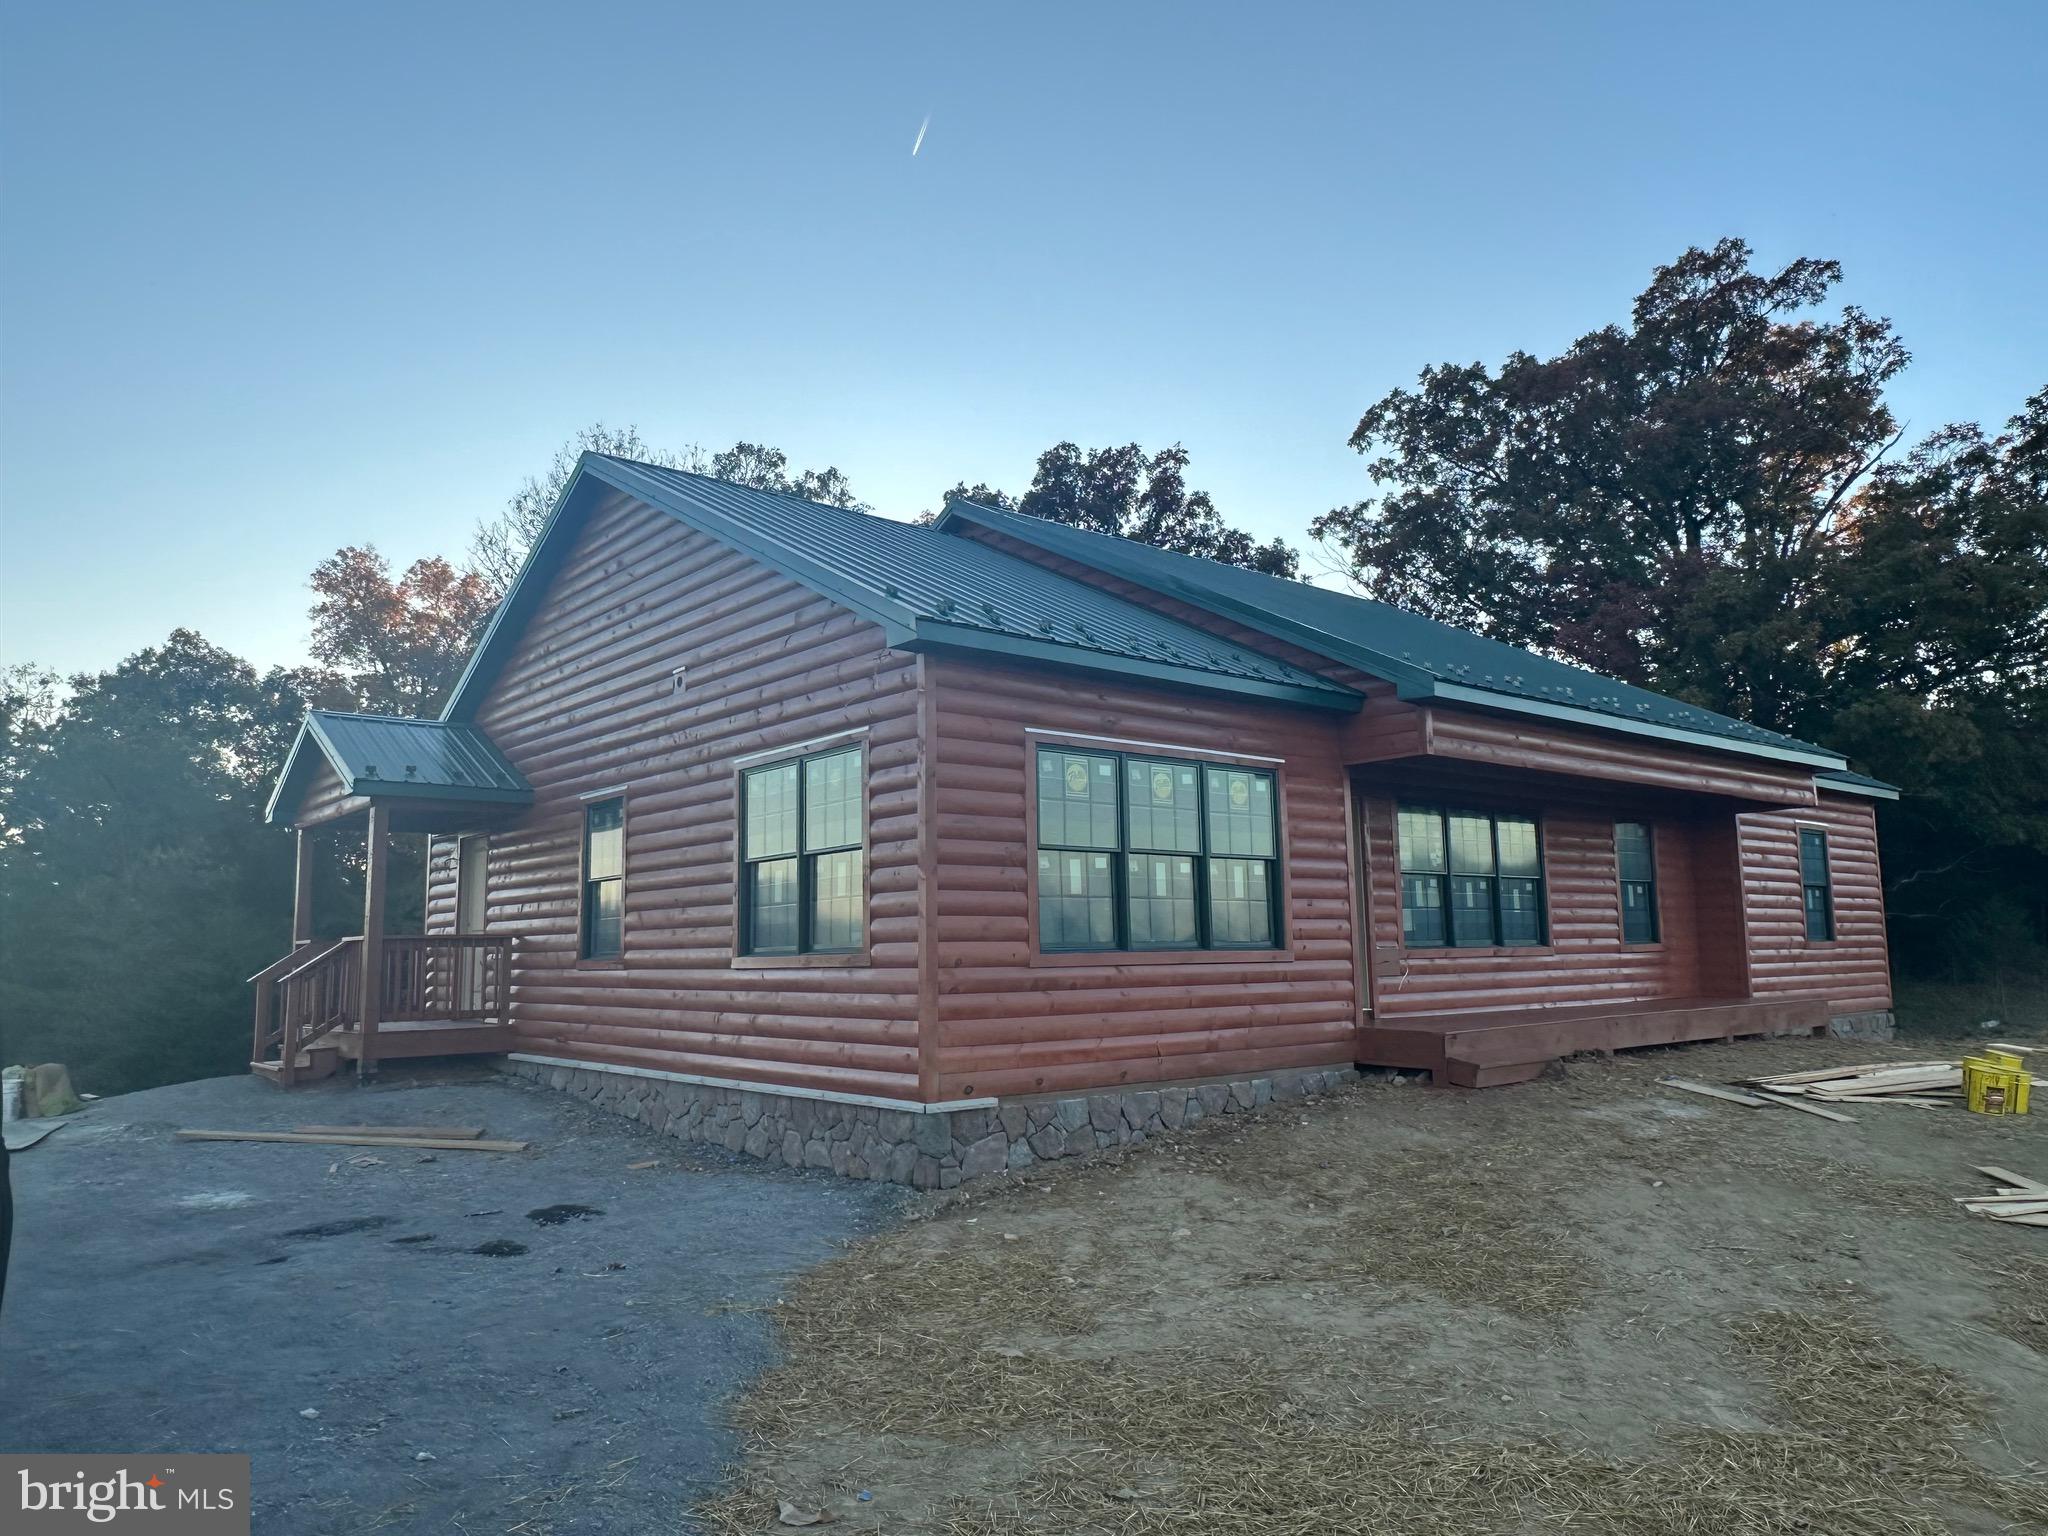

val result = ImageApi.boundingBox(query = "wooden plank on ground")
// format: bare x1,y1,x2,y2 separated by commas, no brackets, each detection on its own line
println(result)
293,1124,486,1139
1994,1213,2048,1228
1754,1092,1856,1123
1749,1061,1952,1086
1659,1078,1769,1108
1966,1201,2048,1218
177,1129,527,1153
1976,1166,2048,1193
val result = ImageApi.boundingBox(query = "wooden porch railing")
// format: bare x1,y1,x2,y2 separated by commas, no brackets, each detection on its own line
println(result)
378,935,513,1024
249,934,513,1082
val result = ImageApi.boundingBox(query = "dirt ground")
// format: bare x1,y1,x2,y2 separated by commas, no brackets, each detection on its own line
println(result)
697,1032,2048,1536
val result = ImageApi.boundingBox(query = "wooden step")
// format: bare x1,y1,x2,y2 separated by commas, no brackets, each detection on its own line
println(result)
1361,997,1831,1089
248,1043,342,1088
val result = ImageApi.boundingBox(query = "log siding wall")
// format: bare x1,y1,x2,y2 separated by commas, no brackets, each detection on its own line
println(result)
925,656,1362,1100
1736,793,1892,1014
424,492,924,1098
1361,788,1742,1017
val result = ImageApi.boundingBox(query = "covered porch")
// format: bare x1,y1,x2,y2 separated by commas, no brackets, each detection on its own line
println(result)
252,711,533,1086
1345,703,1839,1084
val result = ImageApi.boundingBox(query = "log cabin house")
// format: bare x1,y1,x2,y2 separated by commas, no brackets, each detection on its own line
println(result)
256,454,1898,1185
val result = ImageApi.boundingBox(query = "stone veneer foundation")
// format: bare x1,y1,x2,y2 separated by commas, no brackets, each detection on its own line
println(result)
1827,1010,1896,1042
502,1055,1358,1189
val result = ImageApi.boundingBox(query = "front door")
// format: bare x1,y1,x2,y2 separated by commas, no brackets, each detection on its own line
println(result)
456,836,488,1012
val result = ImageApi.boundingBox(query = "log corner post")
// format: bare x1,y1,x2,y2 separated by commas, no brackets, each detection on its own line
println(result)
292,827,316,948
358,803,390,1080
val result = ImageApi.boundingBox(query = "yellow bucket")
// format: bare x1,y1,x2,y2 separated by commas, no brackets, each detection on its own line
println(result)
1963,1050,2031,1115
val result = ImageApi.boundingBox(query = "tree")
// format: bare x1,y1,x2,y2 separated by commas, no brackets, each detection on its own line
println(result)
1314,238,2047,977
710,441,868,511
943,441,1300,577
469,423,708,593
307,547,498,716
0,632,348,1092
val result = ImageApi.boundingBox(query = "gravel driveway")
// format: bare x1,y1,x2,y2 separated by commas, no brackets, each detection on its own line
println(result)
0,1067,906,1533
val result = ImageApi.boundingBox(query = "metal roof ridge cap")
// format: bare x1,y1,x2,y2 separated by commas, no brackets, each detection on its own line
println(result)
588,457,921,629
936,498,1437,691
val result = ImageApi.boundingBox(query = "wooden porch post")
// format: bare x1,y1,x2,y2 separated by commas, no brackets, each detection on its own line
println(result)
358,802,390,1081
292,828,316,947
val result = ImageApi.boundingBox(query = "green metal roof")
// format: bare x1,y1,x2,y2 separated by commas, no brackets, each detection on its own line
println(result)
1815,768,1900,800
266,711,532,825
935,499,1849,771
440,455,1361,721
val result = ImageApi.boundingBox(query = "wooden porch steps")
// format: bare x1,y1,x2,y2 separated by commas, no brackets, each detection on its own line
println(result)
1358,996,1830,1088
251,1022,512,1087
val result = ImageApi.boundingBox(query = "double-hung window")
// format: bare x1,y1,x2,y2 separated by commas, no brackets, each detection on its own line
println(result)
1034,747,1279,952
740,744,864,956
1615,821,1659,943
1800,828,1834,941
1397,806,1545,948
581,798,625,960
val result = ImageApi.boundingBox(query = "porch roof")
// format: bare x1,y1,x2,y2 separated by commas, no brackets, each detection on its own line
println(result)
265,711,532,825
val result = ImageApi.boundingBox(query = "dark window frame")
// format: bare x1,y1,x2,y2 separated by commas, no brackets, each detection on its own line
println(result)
579,796,626,961
1396,805,1547,950
1615,820,1660,945
1032,745,1282,955
738,742,866,958
1800,826,1835,942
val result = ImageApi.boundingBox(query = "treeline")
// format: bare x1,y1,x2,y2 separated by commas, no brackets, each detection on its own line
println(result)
1,240,2041,1094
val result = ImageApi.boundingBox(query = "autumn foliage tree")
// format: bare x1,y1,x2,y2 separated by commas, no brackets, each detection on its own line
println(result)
306,547,498,716
1315,240,2048,980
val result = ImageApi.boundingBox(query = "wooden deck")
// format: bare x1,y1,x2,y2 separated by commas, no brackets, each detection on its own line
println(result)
249,1020,514,1086
1357,996,1829,1087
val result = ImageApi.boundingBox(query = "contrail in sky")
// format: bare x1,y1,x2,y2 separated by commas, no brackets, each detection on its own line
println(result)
911,113,930,156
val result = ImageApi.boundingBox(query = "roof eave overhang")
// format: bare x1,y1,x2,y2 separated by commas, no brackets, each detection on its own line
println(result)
1818,777,1901,801
902,620,1363,712
1413,681,1849,770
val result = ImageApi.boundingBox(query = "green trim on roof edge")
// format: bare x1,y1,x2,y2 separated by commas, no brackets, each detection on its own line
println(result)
901,622,1361,710
935,497,1847,771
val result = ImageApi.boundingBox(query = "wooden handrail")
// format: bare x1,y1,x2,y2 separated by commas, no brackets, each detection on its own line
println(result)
246,934,351,986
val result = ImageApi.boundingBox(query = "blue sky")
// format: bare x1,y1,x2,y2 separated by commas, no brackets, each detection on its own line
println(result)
3,0,2042,677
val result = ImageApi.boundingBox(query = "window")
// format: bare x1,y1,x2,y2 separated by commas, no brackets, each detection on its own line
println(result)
1034,747,1279,952
1398,806,1544,948
1800,828,1834,941
581,798,624,960
740,745,864,955
1616,822,1658,944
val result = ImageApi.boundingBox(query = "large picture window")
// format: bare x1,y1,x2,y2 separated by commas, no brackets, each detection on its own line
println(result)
581,797,624,960
1034,747,1279,952
740,745,864,956
1615,821,1659,944
1397,806,1544,948
1800,828,1834,942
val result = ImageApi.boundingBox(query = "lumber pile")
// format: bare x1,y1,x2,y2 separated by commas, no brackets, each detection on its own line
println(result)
1957,1166,2048,1229
1740,1060,1968,1108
